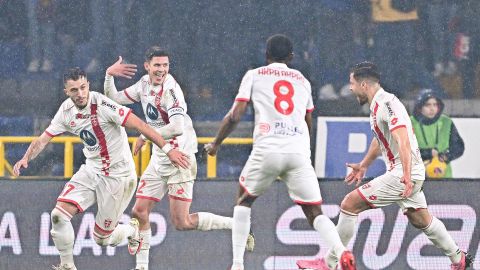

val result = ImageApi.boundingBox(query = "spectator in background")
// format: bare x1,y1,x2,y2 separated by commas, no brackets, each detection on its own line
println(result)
84,0,132,74
370,0,418,97
55,0,89,71
411,89,465,178
452,0,480,98
26,0,56,73
0,0,28,43
423,0,458,77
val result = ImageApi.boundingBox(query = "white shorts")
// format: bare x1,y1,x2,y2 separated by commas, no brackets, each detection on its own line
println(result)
357,172,427,211
136,156,197,202
239,152,322,205
57,165,137,233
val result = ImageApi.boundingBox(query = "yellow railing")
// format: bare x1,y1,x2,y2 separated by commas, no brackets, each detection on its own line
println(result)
0,136,252,179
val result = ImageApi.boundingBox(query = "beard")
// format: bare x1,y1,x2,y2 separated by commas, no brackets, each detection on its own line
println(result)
357,94,368,106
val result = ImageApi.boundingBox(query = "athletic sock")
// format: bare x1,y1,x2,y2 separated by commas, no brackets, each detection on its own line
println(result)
136,228,151,270
50,206,75,267
197,212,233,230
232,206,251,268
422,216,461,263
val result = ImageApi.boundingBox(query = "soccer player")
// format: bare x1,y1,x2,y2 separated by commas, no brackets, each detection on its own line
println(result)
324,61,473,270
204,34,356,270
104,46,254,270
12,68,189,270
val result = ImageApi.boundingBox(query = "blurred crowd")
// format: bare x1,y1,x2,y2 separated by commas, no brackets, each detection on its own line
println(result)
1,0,480,120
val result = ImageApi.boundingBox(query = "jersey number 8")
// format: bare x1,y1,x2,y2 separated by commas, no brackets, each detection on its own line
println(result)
273,80,294,115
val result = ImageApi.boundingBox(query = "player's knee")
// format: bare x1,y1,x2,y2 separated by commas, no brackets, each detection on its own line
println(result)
132,205,149,223
50,207,71,226
340,194,352,211
405,209,429,229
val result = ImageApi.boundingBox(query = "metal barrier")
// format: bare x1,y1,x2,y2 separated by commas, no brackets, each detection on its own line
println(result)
0,136,252,179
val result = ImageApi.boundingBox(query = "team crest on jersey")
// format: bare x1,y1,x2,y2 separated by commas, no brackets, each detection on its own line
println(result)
80,130,97,146
104,218,112,229
146,104,159,120
69,121,76,127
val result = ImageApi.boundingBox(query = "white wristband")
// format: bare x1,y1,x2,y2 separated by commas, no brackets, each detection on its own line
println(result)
140,134,147,141
162,143,173,154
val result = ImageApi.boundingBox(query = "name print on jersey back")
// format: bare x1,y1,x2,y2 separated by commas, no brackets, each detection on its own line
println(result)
236,63,314,155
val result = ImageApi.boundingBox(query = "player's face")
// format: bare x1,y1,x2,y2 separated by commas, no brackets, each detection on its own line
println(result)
421,97,439,119
349,73,368,105
64,76,90,109
145,56,169,86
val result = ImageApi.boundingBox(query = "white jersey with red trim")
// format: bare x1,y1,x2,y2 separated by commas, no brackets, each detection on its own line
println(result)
369,88,425,179
235,63,314,155
46,91,135,177
123,74,197,164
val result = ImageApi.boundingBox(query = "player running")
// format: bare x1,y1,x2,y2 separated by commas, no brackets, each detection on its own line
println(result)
104,46,254,270
205,34,356,270
13,67,189,270
323,61,473,270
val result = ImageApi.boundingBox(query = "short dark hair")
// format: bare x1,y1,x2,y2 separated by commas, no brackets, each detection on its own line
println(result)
351,61,380,82
63,67,87,85
145,46,169,62
266,34,293,62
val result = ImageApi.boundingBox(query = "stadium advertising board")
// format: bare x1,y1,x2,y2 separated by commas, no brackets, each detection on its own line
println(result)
315,117,480,178
0,180,479,269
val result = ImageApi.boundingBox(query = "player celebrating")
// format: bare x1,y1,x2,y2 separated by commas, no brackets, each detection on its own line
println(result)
13,68,189,270
104,46,254,270
323,61,473,270
204,34,356,270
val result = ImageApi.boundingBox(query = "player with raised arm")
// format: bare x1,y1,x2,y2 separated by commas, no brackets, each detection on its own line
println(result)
104,46,254,270
204,34,356,270
13,68,189,270
323,61,473,270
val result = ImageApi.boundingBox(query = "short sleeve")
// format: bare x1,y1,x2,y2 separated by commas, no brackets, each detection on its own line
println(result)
45,109,68,137
165,84,187,118
384,99,408,132
123,80,143,103
98,95,132,127
235,70,253,102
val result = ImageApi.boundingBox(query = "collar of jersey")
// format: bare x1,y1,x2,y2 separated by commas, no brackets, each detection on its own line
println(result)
267,62,288,68
370,88,385,112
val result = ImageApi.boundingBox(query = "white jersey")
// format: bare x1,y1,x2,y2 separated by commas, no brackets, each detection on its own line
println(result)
46,92,135,177
235,63,314,156
123,74,197,164
369,88,425,179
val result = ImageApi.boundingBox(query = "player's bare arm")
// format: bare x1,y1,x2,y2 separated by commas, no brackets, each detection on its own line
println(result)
345,138,381,186
133,115,185,155
391,126,414,198
204,101,248,156
104,56,138,105
124,113,190,169
305,112,313,135
13,132,52,176
106,56,137,79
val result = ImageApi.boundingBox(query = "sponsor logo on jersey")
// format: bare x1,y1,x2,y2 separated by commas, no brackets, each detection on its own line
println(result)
169,89,180,107
146,103,159,120
76,113,90,119
69,121,76,127
259,123,270,135
101,100,117,111
80,130,97,146
273,121,303,136
385,102,395,117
